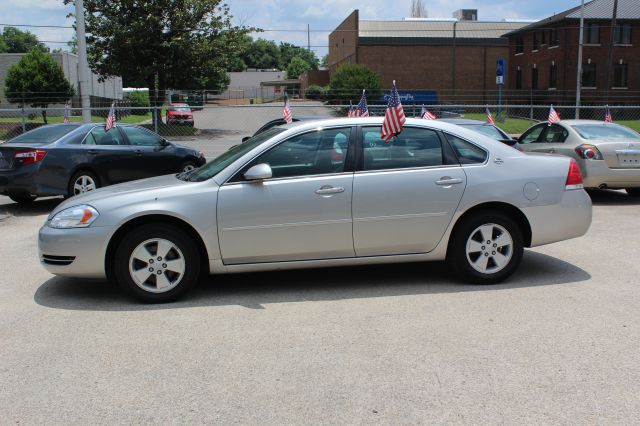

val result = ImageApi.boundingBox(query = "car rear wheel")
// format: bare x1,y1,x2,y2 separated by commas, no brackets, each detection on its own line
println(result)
9,193,37,204
626,188,640,197
448,212,524,284
113,223,200,303
69,171,99,196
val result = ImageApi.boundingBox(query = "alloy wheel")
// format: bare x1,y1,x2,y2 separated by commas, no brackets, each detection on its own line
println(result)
128,238,186,293
465,223,514,274
73,175,97,195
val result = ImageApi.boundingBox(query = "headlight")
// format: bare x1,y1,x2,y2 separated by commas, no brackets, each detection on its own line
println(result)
49,205,99,229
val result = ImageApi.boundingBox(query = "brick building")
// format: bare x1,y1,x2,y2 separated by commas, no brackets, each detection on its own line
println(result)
506,0,640,105
328,10,528,103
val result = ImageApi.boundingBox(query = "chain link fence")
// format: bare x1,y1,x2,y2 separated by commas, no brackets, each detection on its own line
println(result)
1,102,640,142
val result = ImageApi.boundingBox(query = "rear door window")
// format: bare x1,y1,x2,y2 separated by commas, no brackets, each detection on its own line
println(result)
361,127,444,171
83,127,126,145
519,124,546,144
444,133,488,164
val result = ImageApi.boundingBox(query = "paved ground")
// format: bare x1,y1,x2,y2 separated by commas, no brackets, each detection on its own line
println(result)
0,188,639,424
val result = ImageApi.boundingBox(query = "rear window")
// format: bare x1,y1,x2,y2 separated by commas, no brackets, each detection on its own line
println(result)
459,124,505,141
7,125,77,144
572,124,640,141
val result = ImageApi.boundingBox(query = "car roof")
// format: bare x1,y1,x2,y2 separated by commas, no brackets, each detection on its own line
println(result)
439,118,494,125
559,119,612,125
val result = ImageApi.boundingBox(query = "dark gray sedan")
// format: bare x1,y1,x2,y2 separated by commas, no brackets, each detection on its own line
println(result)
0,123,206,203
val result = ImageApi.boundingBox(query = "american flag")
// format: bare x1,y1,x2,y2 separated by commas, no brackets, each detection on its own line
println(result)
105,101,116,131
355,90,369,117
381,81,406,142
485,105,495,125
63,102,70,124
421,106,436,120
283,92,293,124
548,105,561,126
604,106,613,123
347,100,355,117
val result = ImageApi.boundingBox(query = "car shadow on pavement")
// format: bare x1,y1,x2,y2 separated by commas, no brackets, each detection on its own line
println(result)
587,189,640,205
34,250,591,312
0,197,62,217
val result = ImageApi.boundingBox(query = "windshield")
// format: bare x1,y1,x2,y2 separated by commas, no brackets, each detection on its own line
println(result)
184,127,286,182
170,106,191,112
7,125,77,144
459,124,505,141
572,124,640,141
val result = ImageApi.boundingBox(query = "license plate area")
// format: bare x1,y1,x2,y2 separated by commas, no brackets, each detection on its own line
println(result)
616,150,640,168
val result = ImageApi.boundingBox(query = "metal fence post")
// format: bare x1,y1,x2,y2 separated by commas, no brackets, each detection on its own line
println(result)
154,106,159,134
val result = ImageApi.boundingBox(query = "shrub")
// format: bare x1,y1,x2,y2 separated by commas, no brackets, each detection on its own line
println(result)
304,85,325,100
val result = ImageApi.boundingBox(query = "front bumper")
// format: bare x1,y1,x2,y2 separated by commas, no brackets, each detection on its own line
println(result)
522,189,592,247
38,224,113,278
582,160,640,189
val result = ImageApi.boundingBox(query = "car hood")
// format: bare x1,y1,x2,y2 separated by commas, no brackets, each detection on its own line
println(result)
49,174,199,216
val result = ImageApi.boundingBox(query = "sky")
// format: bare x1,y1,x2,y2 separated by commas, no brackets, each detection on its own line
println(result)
0,0,583,59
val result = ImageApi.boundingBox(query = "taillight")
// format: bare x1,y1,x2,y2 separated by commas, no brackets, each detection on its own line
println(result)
575,144,603,160
14,150,47,165
565,158,584,190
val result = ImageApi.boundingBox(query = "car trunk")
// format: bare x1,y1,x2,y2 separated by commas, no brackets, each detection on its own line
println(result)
598,141,640,169
0,144,46,170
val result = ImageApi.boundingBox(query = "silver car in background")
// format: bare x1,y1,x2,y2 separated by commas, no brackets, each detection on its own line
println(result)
39,118,592,302
519,120,640,196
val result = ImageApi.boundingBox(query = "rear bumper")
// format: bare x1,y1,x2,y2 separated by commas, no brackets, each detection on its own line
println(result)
0,164,58,196
38,224,112,278
523,189,592,247
582,160,640,189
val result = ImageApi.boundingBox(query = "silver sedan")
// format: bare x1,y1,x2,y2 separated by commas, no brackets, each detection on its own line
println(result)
39,118,592,302
518,120,640,196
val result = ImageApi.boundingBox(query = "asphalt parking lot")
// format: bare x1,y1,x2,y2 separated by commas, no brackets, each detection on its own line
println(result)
1,187,639,424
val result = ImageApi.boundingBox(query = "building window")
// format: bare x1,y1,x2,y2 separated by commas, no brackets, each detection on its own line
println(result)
540,30,546,45
550,28,559,46
516,68,522,89
515,36,524,54
532,67,539,89
613,64,628,87
549,64,557,88
584,23,599,44
614,24,632,44
532,32,539,50
582,63,596,87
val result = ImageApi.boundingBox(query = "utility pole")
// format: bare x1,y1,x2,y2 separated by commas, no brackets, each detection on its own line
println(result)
604,0,619,104
307,24,311,51
575,0,585,119
75,0,92,123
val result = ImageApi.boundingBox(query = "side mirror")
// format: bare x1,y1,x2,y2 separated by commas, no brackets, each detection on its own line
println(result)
244,163,272,181
500,139,517,146
242,136,251,143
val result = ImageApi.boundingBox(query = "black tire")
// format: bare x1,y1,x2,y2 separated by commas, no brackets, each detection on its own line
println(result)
447,211,524,284
113,223,201,303
180,160,198,173
9,193,37,204
626,188,640,197
68,170,100,197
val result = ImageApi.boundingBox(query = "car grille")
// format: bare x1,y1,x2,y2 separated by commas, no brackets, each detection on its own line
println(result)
171,115,190,120
42,254,76,266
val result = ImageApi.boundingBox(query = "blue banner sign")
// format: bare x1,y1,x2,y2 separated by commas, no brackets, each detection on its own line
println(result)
382,91,438,104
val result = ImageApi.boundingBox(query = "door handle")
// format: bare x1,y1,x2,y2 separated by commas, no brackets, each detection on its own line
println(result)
435,177,463,186
315,185,345,195
548,148,556,153
87,150,98,155
134,149,143,156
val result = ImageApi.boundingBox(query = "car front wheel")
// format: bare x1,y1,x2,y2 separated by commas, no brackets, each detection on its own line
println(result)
113,223,201,303
448,212,524,284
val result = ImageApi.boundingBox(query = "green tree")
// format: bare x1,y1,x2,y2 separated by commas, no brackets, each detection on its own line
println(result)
286,57,311,80
64,0,254,125
321,54,329,68
328,64,383,103
243,38,280,69
4,49,75,123
0,27,48,53
278,43,319,70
